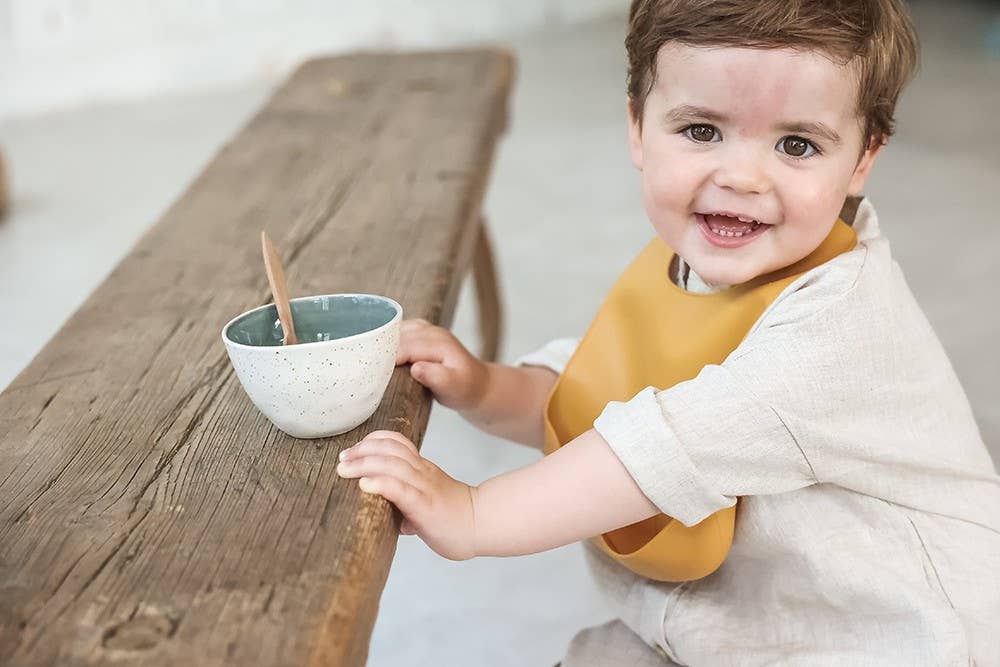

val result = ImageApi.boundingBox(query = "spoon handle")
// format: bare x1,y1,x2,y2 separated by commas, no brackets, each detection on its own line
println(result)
261,231,298,345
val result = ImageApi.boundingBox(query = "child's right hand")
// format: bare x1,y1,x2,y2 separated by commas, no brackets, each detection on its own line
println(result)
396,319,490,413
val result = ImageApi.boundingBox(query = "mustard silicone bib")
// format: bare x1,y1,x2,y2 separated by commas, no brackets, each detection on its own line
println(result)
543,220,858,581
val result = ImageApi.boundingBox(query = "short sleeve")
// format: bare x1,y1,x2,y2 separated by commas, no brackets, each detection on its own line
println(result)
593,366,811,526
512,337,580,376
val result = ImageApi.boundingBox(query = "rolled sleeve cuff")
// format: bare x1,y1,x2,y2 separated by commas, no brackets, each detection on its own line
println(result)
593,386,735,527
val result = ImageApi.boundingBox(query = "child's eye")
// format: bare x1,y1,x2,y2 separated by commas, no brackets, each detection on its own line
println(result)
776,136,820,159
683,124,721,143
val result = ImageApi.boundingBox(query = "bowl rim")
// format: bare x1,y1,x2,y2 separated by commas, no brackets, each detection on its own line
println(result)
220,293,402,352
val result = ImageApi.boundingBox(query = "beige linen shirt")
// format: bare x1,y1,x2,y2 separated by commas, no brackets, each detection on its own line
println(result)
516,199,1000,665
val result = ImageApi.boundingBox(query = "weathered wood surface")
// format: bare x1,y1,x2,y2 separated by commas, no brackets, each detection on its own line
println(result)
0,49,514,665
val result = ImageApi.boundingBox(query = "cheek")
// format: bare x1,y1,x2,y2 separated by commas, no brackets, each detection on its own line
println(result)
782,171,850,223
640,148,698,217
641,176,688,242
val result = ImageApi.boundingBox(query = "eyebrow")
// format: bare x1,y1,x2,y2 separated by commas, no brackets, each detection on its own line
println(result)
663,104,843,146
664,104,730,124
777,121,843,146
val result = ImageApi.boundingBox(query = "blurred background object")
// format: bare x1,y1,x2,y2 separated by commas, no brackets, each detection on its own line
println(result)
0,0,620,117
0,1,997,666
0,149,8,219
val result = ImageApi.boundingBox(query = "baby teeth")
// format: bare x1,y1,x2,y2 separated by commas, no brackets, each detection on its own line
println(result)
737,215,754,223
708,220,762,237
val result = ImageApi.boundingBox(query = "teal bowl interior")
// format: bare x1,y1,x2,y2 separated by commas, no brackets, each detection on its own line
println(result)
225,295,399,347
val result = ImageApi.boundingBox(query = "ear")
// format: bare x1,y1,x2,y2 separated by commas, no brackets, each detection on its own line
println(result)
627,97,644,171
847,138,884,195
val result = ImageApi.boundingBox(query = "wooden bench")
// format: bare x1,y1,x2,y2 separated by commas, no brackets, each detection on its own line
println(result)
0,49,514,665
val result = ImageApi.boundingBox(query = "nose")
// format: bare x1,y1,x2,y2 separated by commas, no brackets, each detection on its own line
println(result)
710,148,771,195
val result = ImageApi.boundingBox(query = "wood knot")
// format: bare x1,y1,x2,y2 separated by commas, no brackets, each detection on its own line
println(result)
102,610,178,651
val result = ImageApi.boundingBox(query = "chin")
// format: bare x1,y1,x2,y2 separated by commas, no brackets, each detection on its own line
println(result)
692,262,762,288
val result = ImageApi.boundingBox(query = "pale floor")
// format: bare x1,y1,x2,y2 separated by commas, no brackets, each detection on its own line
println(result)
1,2,998,665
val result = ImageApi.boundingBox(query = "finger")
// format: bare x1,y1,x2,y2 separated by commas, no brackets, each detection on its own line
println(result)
358,476,427,520
396,334,446,366
400,518,418,535
408,326,462,353
340,441,417,467
400,324,454,348
341,434,419,462
338,453,423,489
410,360,457,390
362,430,419,455
400,318,434,332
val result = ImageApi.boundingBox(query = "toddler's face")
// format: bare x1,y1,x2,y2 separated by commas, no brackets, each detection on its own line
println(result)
628,45,882,286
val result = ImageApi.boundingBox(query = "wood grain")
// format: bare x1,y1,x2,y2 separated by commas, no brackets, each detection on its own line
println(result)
0,49,514,666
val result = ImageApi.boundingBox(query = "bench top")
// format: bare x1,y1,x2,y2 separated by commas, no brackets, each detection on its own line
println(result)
0,49,514,665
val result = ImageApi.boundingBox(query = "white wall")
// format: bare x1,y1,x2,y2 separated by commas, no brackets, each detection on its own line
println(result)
0,0,623,119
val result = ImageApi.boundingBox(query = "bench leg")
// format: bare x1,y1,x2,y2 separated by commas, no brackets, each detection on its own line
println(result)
472,218,503,362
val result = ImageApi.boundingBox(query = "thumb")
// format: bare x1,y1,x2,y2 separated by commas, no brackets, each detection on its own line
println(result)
410,361,454,390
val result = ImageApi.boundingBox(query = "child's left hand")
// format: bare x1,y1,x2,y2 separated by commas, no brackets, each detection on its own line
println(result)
336,430,477,561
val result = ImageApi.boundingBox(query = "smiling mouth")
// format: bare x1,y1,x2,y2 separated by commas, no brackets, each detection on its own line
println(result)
695,212,771,246
699,212,765,237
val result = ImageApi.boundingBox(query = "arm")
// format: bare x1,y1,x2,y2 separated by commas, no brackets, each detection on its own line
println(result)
336,427,660,560
458,363,558,450
471,427,660,556
393,319,559,449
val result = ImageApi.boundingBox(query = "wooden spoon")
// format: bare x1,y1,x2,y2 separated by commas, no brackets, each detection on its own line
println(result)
261,231,298,345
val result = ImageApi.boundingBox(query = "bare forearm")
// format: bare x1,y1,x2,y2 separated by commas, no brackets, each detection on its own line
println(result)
459,363,558,449
470,428,660,557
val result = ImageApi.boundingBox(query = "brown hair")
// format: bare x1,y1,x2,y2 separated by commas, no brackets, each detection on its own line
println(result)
626,0,919,150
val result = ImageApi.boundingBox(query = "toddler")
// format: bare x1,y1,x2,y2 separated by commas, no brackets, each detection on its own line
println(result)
337,0,1000,663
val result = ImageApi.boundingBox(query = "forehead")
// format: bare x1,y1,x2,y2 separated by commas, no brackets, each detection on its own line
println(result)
650,44,859,128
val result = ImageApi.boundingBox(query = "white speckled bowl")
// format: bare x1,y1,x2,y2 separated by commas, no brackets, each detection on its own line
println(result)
221,294,402,439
